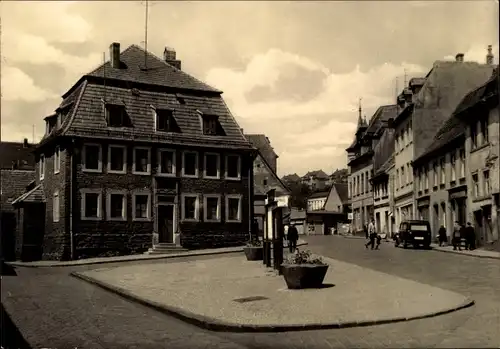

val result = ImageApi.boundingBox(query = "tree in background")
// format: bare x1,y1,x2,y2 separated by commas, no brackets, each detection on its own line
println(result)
330,168,348,183
282,176,312,210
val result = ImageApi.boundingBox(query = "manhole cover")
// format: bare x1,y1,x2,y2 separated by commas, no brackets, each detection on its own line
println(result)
233,296,269,303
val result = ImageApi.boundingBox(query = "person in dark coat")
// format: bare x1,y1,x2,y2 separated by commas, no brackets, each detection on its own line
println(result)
438,225,447,246
251,219,260,241
465,222,476,250
364,224,369,239
452,221,462,251
287,224,299,253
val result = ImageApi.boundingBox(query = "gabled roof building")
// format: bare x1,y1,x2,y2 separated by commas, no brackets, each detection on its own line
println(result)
411,50,496,242
12,43,255,261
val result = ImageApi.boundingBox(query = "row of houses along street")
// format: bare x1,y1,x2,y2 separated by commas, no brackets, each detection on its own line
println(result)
0,41,352,262
347,47,500,248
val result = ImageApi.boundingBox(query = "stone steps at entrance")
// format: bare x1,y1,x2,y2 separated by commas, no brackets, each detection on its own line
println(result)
144,244,189,255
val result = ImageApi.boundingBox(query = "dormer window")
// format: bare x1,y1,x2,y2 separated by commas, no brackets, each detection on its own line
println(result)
198,112,222,137
105,104,128,127
203,116,217,135
155,108,179,132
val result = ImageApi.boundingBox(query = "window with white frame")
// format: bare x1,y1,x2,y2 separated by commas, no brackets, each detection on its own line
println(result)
158,149,176,176
472,173,479,197
471,122,478,149
459,149,465,178
204,195,221,222
450,153,456,181
81,189,102,220
133,192,150,220
440,158,445,184
433,163,438,187
133,147,151,174
108,145,127,173
182,194,199,221
39,154,45,180
225,154,241,180
361,173,365,194
480,116,489,144
484,170,491,196
226,195,242,222
107,190,127,220
401,166,405,186
82,144,102,172
204,153,220,179
407,163,411,184
54,146,60,174
182,151,198,177
53,190,60,222
425,169,429,189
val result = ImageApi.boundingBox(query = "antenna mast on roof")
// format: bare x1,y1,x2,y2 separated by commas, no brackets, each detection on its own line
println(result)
404,68,407,87
32,124,35,144
144,0,149,69
395,77,399,114
103,52,106,102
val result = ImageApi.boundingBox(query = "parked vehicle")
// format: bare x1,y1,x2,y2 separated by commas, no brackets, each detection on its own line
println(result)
394,220,432,249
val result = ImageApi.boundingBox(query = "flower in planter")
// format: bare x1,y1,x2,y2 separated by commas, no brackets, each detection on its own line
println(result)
246,239,262,247
284,249,327,265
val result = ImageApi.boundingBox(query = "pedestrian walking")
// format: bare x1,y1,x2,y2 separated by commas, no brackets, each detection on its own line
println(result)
438,225,447,246
252,219,260,242
452,221,462,251
375,233,382,249
364,224,369,239
287,224,298,253
465,222,476,250
365,219,376,250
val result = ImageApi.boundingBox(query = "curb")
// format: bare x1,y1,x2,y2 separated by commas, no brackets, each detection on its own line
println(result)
6,241,308,268
71,271,475,333
431,247,500,260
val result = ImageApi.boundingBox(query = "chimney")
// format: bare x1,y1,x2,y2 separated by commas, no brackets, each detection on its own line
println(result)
486,45,494,65
23,138,28,148
163,47,182,70
110,42,121,69
455,53,464,62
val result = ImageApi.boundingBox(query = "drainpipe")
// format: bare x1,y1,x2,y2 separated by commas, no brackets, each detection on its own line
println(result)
248,151,255,241
69,138,75,260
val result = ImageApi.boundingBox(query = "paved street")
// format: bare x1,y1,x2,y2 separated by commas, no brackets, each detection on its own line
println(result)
2,238,499,348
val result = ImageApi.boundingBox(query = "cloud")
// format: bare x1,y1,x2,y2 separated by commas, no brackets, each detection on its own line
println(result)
1,67,58,102
206,48,427,176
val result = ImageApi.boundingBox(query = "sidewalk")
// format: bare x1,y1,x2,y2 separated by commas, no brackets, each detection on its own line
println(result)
72,254,473,332
6,239,308,268
431,244,500,260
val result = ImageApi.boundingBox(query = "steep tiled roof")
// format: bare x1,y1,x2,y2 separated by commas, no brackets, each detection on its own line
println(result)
12,183,46,206
415,65,498,163
303,170,329,179
0,170,35,208
374,155,394,176
282,173,301,182
63,83,252,149
364,104,397,136
39,44,252,151
332,183,349,204
252,152,290,196
0,141,36,170
83,45,220,94
413,61,495,159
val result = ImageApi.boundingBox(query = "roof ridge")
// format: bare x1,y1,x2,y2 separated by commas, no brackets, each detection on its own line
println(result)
61,80,88,136
132,45,222,94
254,149,291,194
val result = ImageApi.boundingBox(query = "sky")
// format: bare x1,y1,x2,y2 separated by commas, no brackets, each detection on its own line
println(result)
1,1,498,177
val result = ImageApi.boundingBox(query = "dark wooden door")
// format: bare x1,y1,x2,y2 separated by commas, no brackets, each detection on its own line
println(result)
158,205,174,243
